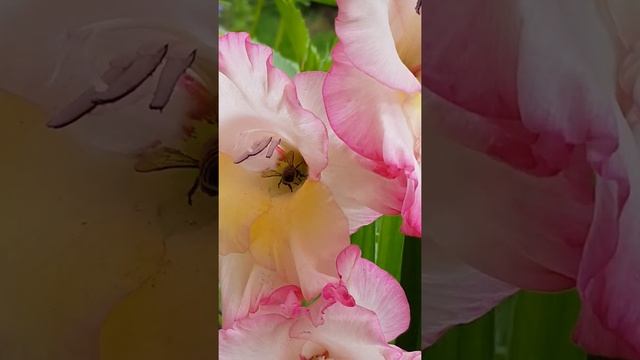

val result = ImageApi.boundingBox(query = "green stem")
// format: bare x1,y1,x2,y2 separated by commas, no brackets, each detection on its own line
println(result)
350,222,376,262
394,236,421,351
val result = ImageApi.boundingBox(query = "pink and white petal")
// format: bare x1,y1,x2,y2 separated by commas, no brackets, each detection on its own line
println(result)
425,0,640,354
422,0,522,120
219,314,303,359
424,97,592,291
257,285,308,319
515,3,640,354
573,292,640,360
291,304,391,359
573,121,640,357
294,71,404,231
605,1,640,49
338,202,386,234
516,0,620,146
618,45,640,130
334,0,420,93
421,238,517,347
322,147,405,221
249,181,349,299
388,0,422,75
218,32,327,179
324,44,417,178
400,170,421,237
219,252,284,329
384,345,422,360
336,245,410,342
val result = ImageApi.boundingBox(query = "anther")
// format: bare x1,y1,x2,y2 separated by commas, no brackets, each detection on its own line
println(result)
265,138,281,158
233,136,273,164
150,47,198,111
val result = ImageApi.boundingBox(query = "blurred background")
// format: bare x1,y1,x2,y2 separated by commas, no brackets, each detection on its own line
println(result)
220,1,596,359
0,0,217,357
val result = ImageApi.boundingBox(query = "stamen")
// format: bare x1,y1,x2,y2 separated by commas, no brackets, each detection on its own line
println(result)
233,136,272,164
149,48,198,111
47,53,134,128
48,43,168,128
47,90,97,128
92,43,168,104
415,0,422,14
265,138,281,158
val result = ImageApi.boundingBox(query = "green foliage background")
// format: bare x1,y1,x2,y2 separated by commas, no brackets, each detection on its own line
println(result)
220,1,598,359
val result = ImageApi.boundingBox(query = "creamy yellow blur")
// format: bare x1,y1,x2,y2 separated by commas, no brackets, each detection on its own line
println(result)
0,91,217,359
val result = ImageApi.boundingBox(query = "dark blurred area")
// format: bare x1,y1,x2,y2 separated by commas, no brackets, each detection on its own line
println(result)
0,1,218,359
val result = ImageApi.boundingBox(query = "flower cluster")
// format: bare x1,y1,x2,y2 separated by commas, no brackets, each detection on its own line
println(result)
217,0,421,358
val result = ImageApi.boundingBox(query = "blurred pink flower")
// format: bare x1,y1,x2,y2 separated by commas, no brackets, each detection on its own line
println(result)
323,0,422,237
220,245,420,359
422,1,640,358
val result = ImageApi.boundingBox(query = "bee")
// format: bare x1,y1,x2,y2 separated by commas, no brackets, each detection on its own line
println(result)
134,137,217,205
261,150,307,192
233,136,308,193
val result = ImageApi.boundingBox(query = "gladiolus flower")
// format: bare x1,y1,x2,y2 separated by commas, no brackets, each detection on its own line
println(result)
218,31,403,322
422,1,640,358
220,245,420,359
323,0,422,237
218,32,403,327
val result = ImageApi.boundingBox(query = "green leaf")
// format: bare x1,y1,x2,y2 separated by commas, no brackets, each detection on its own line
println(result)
310,0,336,5
271,46,300,76
274,0,311,67
494,295,517,360
219,0,254,33
301,43,322,72
508,290,586,360
422,310,496,360
375,216,405,280
250,0,266,34
221,0,337,71
350,221,376,262
395,236,421,351
302,42,334,71
423,290,588,359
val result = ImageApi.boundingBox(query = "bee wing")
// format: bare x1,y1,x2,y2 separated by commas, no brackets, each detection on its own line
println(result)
134,147,199,172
